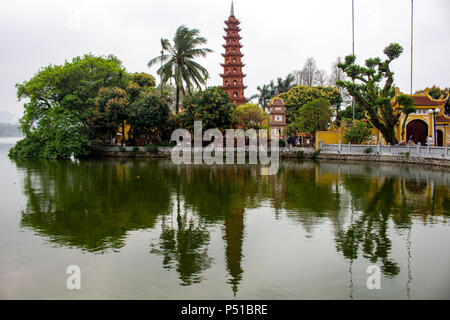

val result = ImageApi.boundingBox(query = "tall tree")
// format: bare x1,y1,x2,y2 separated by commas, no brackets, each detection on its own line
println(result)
91,87,129,143
279,85,341,124
128,90,171,144
293,98,333,140
314,69,328,86
148,26,212,114
329,57,352,113
178,87,235,132
251,84,272,110
251,74,295,110
337,43,412,144
276,73,295,92
10,54,128,159
301,57,318,86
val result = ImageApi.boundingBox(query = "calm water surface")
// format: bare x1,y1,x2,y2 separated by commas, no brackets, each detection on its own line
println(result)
0,138,449,299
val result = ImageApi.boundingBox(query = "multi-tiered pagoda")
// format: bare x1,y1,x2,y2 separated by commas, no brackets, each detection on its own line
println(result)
220,2,247,105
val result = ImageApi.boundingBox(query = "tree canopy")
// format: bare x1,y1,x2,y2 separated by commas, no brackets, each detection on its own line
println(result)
10,54,128,159
128,91,171,144
232,103,267,130
148,25,212,113
279,85,341,123
178,87,235,132
293,98,333,138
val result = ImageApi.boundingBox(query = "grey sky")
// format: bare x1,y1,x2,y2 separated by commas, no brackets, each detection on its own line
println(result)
1,0,449,117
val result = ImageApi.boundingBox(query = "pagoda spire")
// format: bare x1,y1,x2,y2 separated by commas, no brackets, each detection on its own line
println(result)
219,2,248,106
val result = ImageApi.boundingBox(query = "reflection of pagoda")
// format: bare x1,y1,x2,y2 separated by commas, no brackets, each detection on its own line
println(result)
220,1,248,105
224,207,245,296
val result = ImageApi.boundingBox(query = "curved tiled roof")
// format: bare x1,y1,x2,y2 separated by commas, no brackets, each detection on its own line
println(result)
393,88,449,108
412,95,447,106
269,97,285,107
436,115,450,123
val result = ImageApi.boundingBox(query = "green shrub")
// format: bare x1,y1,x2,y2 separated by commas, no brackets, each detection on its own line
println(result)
364,147,373,154
344,120,372,144
146,143,158,153
296,150,305,158
278,139,286,147
311,149,321,159
158,141,176,147
119,146,126,153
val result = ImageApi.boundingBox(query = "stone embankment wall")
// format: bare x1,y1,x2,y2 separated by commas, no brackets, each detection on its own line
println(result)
88,146,315,159
88,145,450,168
317,142,450,168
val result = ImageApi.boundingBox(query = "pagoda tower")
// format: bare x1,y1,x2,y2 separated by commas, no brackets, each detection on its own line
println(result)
220,1,248,105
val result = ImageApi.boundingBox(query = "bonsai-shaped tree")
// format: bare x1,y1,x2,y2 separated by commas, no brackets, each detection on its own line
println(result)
337,43,414,144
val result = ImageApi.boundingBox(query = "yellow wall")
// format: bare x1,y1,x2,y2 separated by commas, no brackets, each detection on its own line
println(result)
315,129,345,150
117,122,131,142
316,127,378,149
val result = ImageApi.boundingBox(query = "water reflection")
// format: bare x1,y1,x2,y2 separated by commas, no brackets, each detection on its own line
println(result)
14,158,450,294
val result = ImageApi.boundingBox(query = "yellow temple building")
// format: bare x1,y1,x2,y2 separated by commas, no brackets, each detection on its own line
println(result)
371,88,450,146
317,88,450,146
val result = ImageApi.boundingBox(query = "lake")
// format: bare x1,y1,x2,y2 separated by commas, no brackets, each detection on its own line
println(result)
0,138,449,299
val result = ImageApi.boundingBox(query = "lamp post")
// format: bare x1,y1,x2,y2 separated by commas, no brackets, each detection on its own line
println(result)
352,0,355,120
428,108,441,146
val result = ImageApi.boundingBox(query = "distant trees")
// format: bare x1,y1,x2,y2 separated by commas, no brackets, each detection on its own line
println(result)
148,26,212,114
341,103,365,120
0,123,20,137
329,57,352,111
255,57,349,122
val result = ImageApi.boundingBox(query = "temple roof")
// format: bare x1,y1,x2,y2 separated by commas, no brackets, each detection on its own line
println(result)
411,95,447,107
393,88,449,108
268,96,286,107
436,115,450,123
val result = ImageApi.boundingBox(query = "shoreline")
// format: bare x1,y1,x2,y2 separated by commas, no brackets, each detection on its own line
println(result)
87,146,450,169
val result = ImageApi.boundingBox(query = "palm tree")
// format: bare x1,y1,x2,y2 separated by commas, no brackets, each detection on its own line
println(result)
148,26,212,114
251,74,295,110
276,73,295,93
250,84,272,110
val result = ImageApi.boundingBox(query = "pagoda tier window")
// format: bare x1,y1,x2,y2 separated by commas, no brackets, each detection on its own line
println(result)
233,68,237,73
234,92,238,97
233,80,237,85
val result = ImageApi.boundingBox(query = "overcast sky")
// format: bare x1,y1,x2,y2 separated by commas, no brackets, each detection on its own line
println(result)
1,0,449,118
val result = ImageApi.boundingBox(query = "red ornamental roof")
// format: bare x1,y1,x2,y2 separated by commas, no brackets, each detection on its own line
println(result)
412,95,447,107
436,115,450,123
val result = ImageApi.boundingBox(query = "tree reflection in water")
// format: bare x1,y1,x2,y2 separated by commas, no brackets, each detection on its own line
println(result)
13,158,450,295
